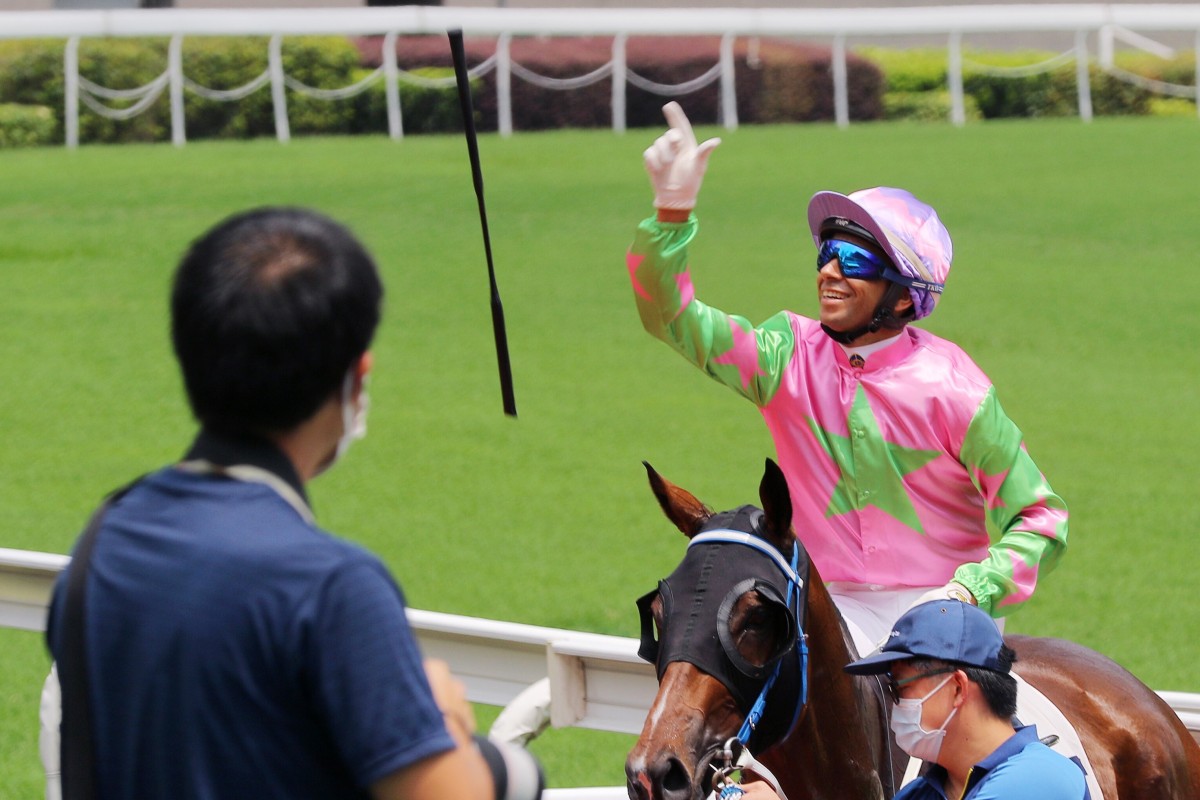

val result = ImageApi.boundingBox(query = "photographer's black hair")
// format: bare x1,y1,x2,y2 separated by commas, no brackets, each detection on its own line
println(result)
171,207,383,435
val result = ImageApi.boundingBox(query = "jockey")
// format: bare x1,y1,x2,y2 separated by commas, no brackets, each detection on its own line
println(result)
626,102,1069,656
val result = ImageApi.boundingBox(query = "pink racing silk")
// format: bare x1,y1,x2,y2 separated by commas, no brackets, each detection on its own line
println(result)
628,216,1068,617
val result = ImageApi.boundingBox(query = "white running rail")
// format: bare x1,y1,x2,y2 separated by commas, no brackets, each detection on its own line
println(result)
3,546,1197,741
4,5,1200,144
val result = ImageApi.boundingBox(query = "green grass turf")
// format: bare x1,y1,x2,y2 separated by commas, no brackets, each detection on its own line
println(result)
2,116,1199,796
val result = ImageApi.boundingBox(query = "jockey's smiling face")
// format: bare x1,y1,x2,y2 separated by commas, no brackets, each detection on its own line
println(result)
815,232,911,345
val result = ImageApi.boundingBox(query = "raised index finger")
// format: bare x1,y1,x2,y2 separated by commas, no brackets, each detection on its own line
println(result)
662,101,698,149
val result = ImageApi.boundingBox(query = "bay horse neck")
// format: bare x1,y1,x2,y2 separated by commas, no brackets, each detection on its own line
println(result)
762,563,900,800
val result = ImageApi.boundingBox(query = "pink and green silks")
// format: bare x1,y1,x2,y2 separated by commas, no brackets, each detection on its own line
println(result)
627,215,1068,617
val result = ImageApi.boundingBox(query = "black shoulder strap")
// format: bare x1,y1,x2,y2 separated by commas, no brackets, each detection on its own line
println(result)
60,485,134,800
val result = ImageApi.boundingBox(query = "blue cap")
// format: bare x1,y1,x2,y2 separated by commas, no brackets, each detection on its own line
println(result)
843,600,1007,675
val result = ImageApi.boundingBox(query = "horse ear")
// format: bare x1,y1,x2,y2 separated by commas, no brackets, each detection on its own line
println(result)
643,461,712,538
759,458,794,550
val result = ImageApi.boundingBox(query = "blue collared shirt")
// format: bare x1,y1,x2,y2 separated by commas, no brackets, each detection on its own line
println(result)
47,430,456,798
896,725,1090,800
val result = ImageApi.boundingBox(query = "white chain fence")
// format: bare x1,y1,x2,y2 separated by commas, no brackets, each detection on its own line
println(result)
77,72,169,120
962,45,1197,99
1101,63,1197,98
7,7,1200,146
962,48,1080,78
60,28,739,147
956,24,1199,113
510,60,613,91
626,63,723,96
184,70,271,102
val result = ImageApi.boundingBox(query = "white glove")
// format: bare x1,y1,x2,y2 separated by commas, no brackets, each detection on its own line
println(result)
911,581,977,610
643,101,721,211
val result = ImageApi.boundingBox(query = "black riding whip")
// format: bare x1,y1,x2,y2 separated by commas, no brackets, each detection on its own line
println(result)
449,29,517,418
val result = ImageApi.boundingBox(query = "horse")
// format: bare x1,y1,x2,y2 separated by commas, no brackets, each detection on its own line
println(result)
625,459,1200,800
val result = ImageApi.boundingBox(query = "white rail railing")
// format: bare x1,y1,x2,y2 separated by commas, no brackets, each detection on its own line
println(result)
2,6,1200,145
4,546,1198,742
0,547,658,734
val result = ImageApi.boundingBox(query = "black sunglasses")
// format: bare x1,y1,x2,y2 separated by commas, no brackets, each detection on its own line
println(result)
885,667,956,704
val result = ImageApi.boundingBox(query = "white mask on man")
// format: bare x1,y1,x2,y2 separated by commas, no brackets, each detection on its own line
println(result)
315,367,369,477
890,672,957,762
336,367,369,462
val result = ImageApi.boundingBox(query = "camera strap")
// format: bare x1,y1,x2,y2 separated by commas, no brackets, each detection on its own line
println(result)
59,483,136,800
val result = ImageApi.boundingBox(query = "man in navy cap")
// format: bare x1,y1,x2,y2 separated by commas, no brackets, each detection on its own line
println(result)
844,600,1090,799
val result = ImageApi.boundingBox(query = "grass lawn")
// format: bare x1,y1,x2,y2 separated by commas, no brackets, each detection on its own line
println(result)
1,115,1199,797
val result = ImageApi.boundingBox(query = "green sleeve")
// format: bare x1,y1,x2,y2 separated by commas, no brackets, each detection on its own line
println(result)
627,215,793,408
955,387,1070,616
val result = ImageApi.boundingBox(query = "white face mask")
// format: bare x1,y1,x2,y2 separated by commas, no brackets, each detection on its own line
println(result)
890,672,957,762
316,368,369,477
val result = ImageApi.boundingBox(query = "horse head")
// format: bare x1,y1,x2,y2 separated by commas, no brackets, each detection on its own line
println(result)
626,459,810,800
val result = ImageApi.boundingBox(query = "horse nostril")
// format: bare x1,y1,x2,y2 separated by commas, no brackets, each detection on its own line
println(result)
658,757,693,800
628,756,696,800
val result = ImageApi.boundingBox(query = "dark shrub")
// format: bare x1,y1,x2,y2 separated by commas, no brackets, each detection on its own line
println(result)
355,34,885,132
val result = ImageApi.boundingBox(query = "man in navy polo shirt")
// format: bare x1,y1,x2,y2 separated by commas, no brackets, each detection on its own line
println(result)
844,601,1090,800
46,208,495,800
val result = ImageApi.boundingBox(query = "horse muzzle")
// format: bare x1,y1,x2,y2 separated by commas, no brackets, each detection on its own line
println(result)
626,663,742,800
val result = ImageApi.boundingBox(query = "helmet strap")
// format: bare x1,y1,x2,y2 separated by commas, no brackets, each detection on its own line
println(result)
820,282,910,345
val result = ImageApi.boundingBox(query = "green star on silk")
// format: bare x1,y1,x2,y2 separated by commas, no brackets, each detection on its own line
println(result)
807,384,942,534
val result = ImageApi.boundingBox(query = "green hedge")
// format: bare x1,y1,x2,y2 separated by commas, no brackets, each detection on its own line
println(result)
0,38,168,143
350,66,466,135
0,36,408,144
883,90,982,123
860,47,949,94
860,46,1168,119
0,103,56,148
963,59,1152,118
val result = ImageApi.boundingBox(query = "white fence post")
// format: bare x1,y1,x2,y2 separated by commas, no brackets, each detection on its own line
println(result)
1099,24,1114,68
383,30,402,140
497,33,513,138
169,34,185,147
268,33,290,144
1195,31,1200,120
64,36,80,149
611,33,626,134
1075,29,1093,122
719,32,738,131
949,30,965,126
832,33,848,128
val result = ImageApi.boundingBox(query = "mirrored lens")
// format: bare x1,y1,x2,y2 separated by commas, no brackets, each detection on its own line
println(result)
817,239,887,280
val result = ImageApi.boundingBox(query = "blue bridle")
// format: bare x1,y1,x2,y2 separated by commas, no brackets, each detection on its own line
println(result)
686,530,810,748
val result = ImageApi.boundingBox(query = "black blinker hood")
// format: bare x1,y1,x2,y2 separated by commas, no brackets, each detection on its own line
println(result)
637,506,810,748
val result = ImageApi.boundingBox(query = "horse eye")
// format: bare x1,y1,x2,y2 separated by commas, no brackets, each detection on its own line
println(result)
744,604,773,629
650,595,665,633
728,592,788,667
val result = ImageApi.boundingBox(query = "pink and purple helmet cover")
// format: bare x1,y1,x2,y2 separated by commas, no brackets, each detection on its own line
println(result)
807,187,953,320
